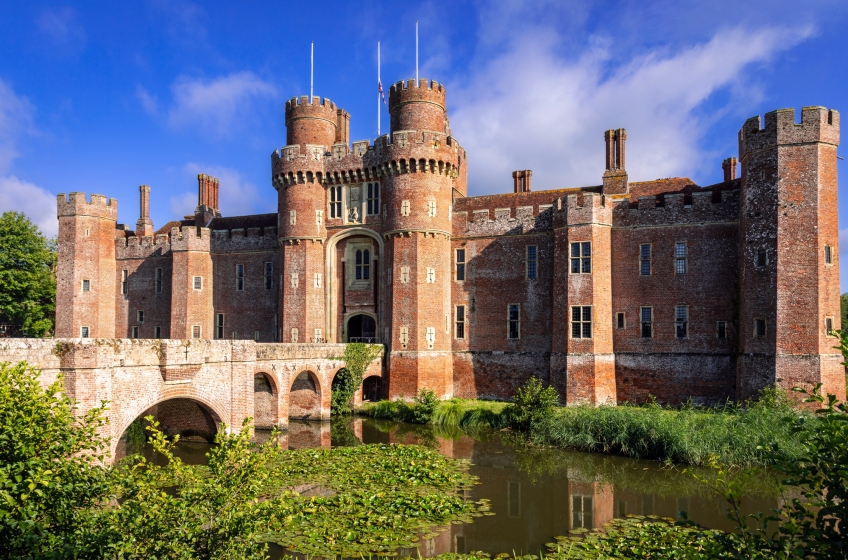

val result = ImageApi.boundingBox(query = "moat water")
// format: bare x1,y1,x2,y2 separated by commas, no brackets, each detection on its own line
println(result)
129,418,781,557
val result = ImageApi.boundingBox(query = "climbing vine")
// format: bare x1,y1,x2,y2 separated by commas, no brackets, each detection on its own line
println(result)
330,343,382,415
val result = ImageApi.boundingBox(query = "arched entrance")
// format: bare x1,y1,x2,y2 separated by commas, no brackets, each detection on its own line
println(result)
346,313,377,342
362,375,382,402
253,373,278,428
289,370,322,420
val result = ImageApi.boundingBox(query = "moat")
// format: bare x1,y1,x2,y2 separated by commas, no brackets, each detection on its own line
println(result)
126,418,780,557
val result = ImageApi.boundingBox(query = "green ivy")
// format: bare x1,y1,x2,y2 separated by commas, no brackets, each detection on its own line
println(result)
331,343,382,415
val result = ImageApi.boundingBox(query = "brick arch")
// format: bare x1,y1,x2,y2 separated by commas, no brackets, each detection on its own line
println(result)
288,369,323,420
253,371,279,428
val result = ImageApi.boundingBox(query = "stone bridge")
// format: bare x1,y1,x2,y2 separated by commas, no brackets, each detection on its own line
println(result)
0,339,383,459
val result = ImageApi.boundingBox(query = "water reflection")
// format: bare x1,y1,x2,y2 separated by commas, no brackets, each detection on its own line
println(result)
120,418,781,557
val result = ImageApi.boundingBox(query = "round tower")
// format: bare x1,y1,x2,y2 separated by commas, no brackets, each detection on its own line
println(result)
285,95,338,148
389,79,449,134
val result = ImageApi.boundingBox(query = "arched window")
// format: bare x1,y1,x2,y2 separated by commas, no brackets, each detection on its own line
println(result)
356,249,370,280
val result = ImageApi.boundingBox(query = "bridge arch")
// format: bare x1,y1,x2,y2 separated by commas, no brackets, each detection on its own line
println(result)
288,368,323,420
253,372,279,428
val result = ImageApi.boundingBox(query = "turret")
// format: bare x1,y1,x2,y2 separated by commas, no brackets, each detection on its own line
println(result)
285,96,338,150
389,79,449,134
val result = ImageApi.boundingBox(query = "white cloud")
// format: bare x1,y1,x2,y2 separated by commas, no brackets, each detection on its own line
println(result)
0,176,58,237
36,7,86,54
167,72,277,135
0,81,35,174
170,163,275,218
136,85,159,115
449,24,813,194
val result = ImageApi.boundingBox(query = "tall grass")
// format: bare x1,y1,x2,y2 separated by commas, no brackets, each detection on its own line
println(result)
359,398,510,428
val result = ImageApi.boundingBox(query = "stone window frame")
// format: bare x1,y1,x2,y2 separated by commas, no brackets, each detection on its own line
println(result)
81,279,90,292
81,326,90,338
399,326,409,349
314,273,322,288
400,266,410,284
570,305,592,339
216,313,224,339
639,243,652,276
291,328,299,343
569,242,592,274
455,248,466,281
675,304,689,339
290,272,299,288
316,209,323,226
455,305,466,340
428,200,437,217
426,267,436,284
193,276,203,290
753,318,766,338
155,267,163,293
137,310,144,323
347,240,373,290
121,270,128,295
236,264,245,291
425,326,436,349
329,186,343,219
314,328,323,343
755,248,768,269
717,321,727,340
131,326,139,339
526,245,538,280
254,330,260,341
232,331,238,340
264,262,274,290
824,245,834,265
366,182,380,216
640,306,653,339
192,325,201,339
154,326,162,339
290,210,297,225
825,316,835,337
616,312,626,329
84,228,90,237
401,199,411,216
674,241,688,275
507,303,521,340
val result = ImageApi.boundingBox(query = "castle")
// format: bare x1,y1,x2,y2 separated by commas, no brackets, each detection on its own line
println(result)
54,78,845,405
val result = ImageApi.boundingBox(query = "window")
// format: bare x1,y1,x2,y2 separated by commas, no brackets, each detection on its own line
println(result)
428,201,437,217
717,321,727,339
355,249,370,280
82,279,90,292
826,317,835,336
401,199,410,216
155,268,163,293
571,306,592,338
137,310,144,323
290,210,296,225
455,249,466,281
254,330,260,341
426,267,435,283
754,318,766,338
756,249,767,268
617,312,626,329
264,262,273,289
640,244,651,276
154,326,162,339
330,186,342,218
84,229,89,237
314,273,322,288
455,305,466,339
315,210,323,225
232,331,237,340
216,314,224,339
81,326,89,338
400,266,410,284
508,304,520,339
367,183,380,215
131,326,139,339
572,495,594,529
426,327,435,349
675,305,688,339
675,242,687,274
193,276,202,290
526,245,538,280
570,242,591,274
291,273,299,288
640,307,653,338
825,245,833,265
314,328,322,343
399,326,409,349
192,325,201,339
235,264,244,291
291,328,299,343
121,270,128,294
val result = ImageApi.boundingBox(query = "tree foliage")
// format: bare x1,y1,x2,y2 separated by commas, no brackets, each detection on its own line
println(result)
505,376,559,430
0,212,56,336
330,343,382,415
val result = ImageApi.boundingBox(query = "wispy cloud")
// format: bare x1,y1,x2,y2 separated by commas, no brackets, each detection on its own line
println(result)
0,81,35,174
136,85,159,116
36,7,86,55
450,16,813,193
0,176,58,237
166,72,277,136
170,163,275,218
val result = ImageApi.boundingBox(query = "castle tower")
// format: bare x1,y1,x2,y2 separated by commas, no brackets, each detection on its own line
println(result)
737,107,843,401
136,185,154,237
276,96,337,343
169,226,213,339
383,79,458,398
56,193,118,338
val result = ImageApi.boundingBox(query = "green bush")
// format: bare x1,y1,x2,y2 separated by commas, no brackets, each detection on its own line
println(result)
505,376,559,430
412,388,440,424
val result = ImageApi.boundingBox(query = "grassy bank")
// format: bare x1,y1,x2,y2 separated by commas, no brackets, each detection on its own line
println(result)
357,390,814,467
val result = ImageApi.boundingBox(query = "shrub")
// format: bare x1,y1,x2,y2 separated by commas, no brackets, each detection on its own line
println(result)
506,376,559,430
411,388,440,424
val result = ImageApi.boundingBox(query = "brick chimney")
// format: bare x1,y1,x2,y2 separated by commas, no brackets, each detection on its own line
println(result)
195,173,221,226
512,170,532,193
602,128,628,195
136,185,154,236
722,157,737,182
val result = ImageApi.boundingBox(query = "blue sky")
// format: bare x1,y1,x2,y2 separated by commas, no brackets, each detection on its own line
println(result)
1,0,847,287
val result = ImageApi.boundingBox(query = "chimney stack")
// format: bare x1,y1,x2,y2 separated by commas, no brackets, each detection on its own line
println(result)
195,173,221,225
602,128,628,195
136,185,154,237
512,170,532,193
336,109,350,145
722,157,737,182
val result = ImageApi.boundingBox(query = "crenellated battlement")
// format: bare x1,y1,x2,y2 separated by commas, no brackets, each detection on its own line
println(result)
389,78,449,135
211,226,278,252
170,226,211,252
739,106,840,158
285,95,337,113
612,188,739,227
57,192,118,219
388,78,446,101
116,233,171,259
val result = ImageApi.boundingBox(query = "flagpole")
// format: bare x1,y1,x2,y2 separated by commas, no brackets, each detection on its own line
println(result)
415,21,419,86
310,42,314,100
378,41,381,136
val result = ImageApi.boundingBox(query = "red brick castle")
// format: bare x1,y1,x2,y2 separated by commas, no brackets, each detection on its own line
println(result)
55,78,845,404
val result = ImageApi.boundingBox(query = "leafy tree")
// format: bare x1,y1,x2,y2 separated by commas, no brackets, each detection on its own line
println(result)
0,212,56,336
411,388,439,424
506,376,560,430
